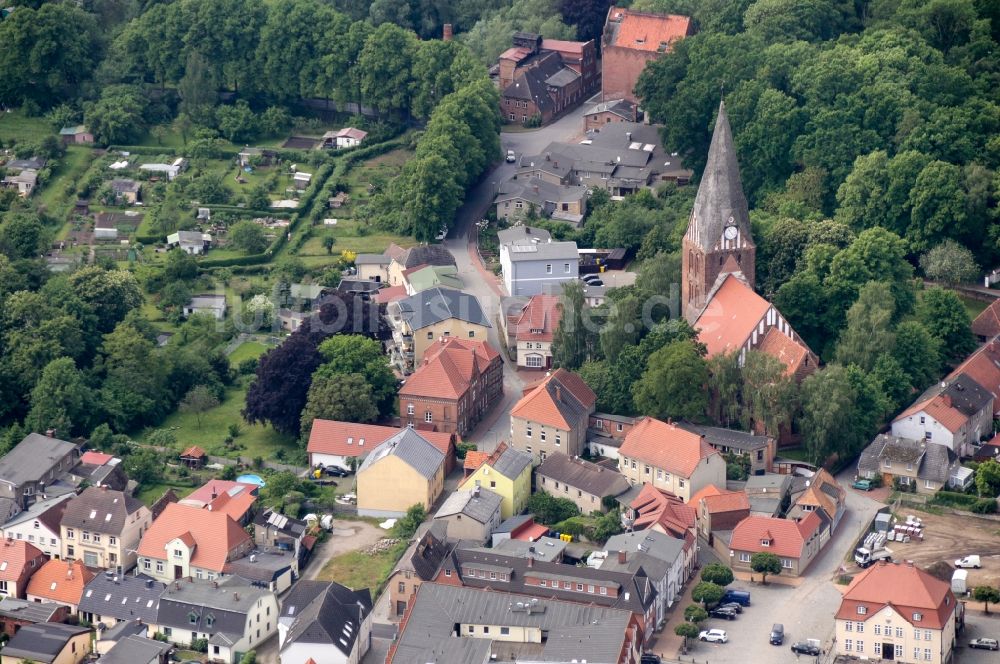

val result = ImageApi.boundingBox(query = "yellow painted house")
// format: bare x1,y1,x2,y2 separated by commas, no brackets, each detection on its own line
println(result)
357,429,446,518
459,442,533,519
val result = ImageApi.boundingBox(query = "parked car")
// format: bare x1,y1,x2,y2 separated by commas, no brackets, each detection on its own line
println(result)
582,274,603,283
583,279,604,287
710,607,738,620
719,602,743,614
322,466,351,477
640,655,662,664
506,149,516,163
699,629,728,643
969,638,999,650
852,479,874,491
790,642,821,656
769,624,784,645
722,589,751,606
955,555,982,569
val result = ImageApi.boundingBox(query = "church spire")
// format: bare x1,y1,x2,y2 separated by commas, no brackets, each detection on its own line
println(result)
685,100,752,252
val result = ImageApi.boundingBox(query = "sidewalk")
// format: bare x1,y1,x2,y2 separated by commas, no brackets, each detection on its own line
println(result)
649,579,697,659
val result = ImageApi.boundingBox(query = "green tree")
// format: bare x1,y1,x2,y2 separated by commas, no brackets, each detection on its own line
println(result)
164,249,199,281
26,358,90,437
834,281,896,371
239,651,257,664
322,236,336,254
178,51,219,125
552,282,597,370
358,22,418,113
691,581,725,606
892,321,941,390
68,267,143,334
246,185,271,211
919,239,979,285
751,551,782,584
0,212,46,260
228,221,268,254
740,350,798,438
675,620,701,647
701,563,735,587
300,372,379,432
123,448,163,486
179,385,220,429
743,0,855,42
216,101,259,142
683,604,709,623
98,319,169,431
907,161,968,252
315,335,398,417
973,585,1000,613
917,287,975,362
976,459,1000,498
526,491,580,524
393,504,427,539
85,85,148,145
633,340,709,422
800,365,856,466
404,154,463,242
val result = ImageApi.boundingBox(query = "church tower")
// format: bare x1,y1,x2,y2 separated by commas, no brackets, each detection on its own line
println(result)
682,101,755,324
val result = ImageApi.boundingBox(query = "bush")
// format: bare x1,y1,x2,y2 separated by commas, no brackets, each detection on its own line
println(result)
551,516,592,540
931,490,979,508
527,492,580,524
191,638,208,653
455,442,477,460
971,498,998,514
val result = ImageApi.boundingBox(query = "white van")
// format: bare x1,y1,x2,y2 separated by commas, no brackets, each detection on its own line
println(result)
955,555,981,569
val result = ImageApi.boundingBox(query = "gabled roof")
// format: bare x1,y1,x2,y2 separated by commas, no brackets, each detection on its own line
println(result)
757,327,809,376
60,486,145,534
0,433,78,488
392,287,490,330
585,99,638,120
895,373,993,432
334,127,368,141
619,417,720,477
838,562,956,629
26,559,95,606
358,428,446,480
398,245,456,270
393,521,452,581
463,450,490,472
434,488,503,524
307,421,452,460
80,450,114,466
136,502,251,572
1,494,72,532
536,452,630,499
79,572,164,624
793,469,844,521
179,446,206,459
97,634,173,664
400,338,500,401
511,369,596,429
156,576,272,634
685,101,751,252
495,177,587,207
0,540,44,581
281,580,372,656
513,294,562,344
972,300,1000,339
627,484,696,536
181,479,258,506
677,422,770,453
688,484,750,514
948,338,1000,410
729,513,821,559
473,442,533,480
694,273,771,356
405,264,463,292
2,622,90,661
0,597,64,623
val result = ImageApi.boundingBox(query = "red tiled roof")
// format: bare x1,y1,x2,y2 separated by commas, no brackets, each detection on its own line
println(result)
463,450,490,472
307,421,453,459
374,285,407,304
79,451,114,465
694,274,771,356
498,46,533,62
26,559,95,606
335,127,367,140
794,469,844,520
183,480,258,505
619,417,720,477
689,484,750,514
510,369,596,429
180,446,206,459
136,502,251,573
512,522,549,542
629,484,696,536
972,300,1000,339
607,7,692,53
400,338,500,401
948,339,1000,410
837,562,957,629
514,295,561,344
729,514,820,559
757,328,808,376
0,540,44,581
541,39,586,54
894,395,967,433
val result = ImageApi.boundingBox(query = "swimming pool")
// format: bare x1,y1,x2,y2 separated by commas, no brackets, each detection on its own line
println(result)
236,473,266,487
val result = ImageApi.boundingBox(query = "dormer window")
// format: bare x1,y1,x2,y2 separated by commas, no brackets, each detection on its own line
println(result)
188,612,198,625
857,606,867,615
761,539,771,547
913,612,922,622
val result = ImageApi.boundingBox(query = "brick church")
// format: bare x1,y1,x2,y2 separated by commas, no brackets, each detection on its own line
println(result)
683,102,817,381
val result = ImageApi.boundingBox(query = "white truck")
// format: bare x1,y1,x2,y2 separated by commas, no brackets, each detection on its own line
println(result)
855,545,893,568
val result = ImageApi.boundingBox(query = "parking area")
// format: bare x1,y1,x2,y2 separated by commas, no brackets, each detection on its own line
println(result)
681,581,844,664
956,611,1000,663
885,510,1000,588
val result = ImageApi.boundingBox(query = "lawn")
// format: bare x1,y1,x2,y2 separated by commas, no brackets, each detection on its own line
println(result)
136,480,198,506
298,219,415,257
958,294,988,320
37,146,95,218
316,540,407,593
141,382,298,462
0,109,54,143
228,341,270,367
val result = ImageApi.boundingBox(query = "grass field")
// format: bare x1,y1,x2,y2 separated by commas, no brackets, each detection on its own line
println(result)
37,146,94,218
316,541,407,593
299,219,415,257
228,341,269,366
136,480,197,506
958,294,988,320
0,109,53,143
141,383,298,462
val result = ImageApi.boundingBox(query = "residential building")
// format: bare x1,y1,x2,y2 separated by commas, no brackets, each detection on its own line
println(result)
535,452,630,513
509,368,597,464
306,420,455,475
223,549,296,594
0,494,71,558
617,417,726,502
688,484,750,543
386,521,451,619
58,125,94,145
93,619,148,655
494,178,588,226
356,429,446,518
519,122,678,196
110,179,141,204
432,488,502,544
584,99,639,131
78,572,164,629
597,531,686,628
787,468,846,533
835,561,958,664
135,502,253,583
25,559,95,614
178,479,258,524
354,253,391,282
459,442,533,519
398,338,504,438
97,635,172,664
601,6,693,103
489,536,567,562
60,487,151,572
277,580,372,664
971,300,1000,341
70,451,127,492
0,598,67,637
387,583,642,664
153,576,278,663
0,540,46,599
0,434,80,512
503,294,561,370
948,337,1000,411
183,294,226,320
433,546,657,645
166,230,211,255
1,169,37,197
387,245,456,287
587,413,637,461
402,264,463,295
892,373,994,457
677,423,774,475
252,509,309,571
620,484,697,573
489,515,551,547
0,622,91,664
499,225,579,297
858,435,972,495
728,513,824,578
322,127,368,149
386,287,490,372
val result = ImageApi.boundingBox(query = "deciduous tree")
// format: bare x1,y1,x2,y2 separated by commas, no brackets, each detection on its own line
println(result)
750,551,782,584
634,340,708,422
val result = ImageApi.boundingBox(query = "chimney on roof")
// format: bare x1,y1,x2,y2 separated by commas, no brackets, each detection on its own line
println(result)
942,395,952,407
533,185,539,194
626,131,632,143
46,429,56,438
234,592,239,601
443,23,453,41
618,550,626,564
555,385,562,402
527,554,533,568
101,485,107,491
